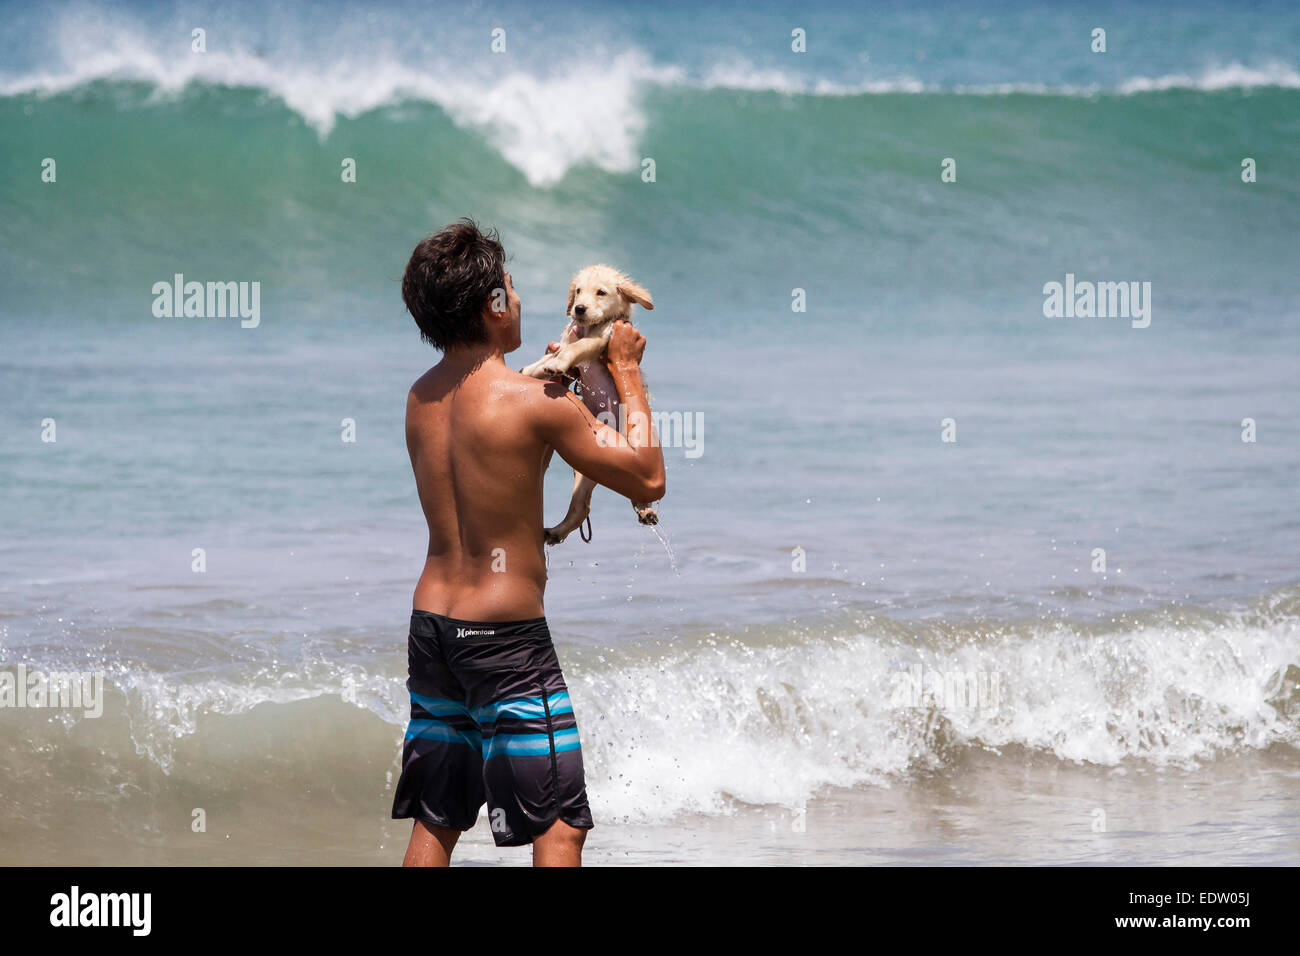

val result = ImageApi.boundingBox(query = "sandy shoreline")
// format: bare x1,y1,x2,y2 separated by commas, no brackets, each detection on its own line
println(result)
6,745,1295,866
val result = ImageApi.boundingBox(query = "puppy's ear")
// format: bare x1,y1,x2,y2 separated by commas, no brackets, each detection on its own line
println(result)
617,276,654,311
565,278,577,316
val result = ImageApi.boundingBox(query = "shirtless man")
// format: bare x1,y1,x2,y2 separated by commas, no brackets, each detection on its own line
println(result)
390,220,665,867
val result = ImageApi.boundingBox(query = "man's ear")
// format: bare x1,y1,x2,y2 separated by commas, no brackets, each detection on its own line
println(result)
484,282,511,317
617,276,654,311
566,279,577,316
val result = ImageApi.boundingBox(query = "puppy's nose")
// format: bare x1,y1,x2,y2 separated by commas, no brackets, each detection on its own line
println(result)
574,304,587,316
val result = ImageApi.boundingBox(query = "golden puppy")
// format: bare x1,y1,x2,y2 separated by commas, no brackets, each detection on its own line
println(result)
521,264,657,544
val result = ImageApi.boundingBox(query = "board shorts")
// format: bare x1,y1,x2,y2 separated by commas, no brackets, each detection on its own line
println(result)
391,610,594,847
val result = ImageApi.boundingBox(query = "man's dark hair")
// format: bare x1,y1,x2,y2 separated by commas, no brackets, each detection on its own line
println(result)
402,219,507,350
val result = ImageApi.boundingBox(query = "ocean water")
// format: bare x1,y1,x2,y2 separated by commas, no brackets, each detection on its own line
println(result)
1,0,1298,864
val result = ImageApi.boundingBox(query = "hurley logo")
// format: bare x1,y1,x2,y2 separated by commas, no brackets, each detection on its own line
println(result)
455,627,496,639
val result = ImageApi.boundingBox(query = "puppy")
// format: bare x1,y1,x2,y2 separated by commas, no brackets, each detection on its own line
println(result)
521,264,657,544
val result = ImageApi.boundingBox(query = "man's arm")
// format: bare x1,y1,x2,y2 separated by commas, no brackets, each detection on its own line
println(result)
535,321,666,503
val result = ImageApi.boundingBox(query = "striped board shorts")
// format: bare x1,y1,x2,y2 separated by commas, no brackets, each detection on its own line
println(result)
391,610,594,846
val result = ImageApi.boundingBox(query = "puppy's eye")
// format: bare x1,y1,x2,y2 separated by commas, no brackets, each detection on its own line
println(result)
574,288,581,294
596,289,606,296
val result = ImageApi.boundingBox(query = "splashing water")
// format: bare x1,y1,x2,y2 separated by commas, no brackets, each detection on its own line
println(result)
646,513,678,574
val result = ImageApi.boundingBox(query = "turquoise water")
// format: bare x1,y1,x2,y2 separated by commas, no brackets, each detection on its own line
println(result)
0,0,1297,859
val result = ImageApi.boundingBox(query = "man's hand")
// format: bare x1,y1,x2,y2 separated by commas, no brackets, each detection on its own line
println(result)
605,320,646,371
536,319,665,506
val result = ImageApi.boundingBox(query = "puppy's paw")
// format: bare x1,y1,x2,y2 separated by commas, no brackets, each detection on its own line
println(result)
523,355,565,379
544,526,567,546
535,357,570,378
634,504,658,526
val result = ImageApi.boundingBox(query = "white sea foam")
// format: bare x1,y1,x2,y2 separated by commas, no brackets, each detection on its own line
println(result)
698,58,1300,98
103,609,1298,822
573,614,1298,822
1117,61,1300,94
4,13,1298,189
0,31,678,187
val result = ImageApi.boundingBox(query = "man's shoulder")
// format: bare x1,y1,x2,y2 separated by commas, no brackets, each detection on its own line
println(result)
508,369,581,428
504,366,569,398
408,365,440,400
406,363,571,418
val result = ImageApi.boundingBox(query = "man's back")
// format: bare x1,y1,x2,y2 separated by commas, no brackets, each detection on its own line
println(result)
391,221,663,865
407,359,549,620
